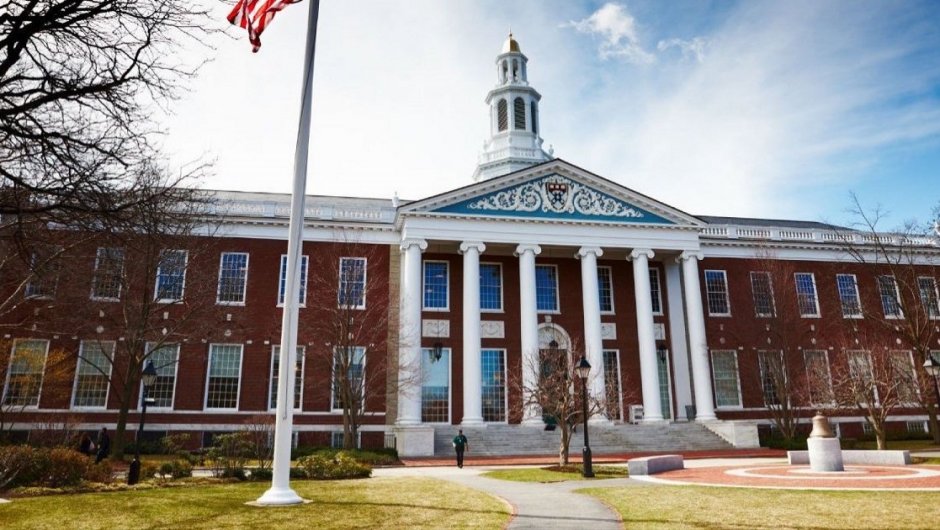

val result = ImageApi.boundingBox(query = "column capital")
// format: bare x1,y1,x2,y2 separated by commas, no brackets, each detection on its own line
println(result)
575,246,604,259
677,250,704,263
400,238,428,253
514,243,542,257
458,241,486,255
627,248,654,261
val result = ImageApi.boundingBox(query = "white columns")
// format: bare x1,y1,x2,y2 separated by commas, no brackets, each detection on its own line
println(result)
679,251,717,421
397,238,427,425
515,243,542,424
460,241,486,425
664,260,694,419
576,246,608,421
630,248,663,422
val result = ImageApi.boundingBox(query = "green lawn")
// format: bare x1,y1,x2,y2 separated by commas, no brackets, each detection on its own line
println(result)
482,465,628,483
584,485,940,529
0,477,510,530
853,439,940,451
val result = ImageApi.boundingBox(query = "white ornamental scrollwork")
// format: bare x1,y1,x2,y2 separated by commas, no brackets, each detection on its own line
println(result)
466,175,645,218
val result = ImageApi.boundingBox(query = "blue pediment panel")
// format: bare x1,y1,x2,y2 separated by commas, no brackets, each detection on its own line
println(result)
433,174,674,224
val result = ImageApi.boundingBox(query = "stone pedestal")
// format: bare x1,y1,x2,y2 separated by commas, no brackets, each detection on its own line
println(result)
807,437,844,472
394,426,435,457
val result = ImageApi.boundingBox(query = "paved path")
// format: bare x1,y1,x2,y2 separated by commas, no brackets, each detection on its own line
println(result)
375,466,631,529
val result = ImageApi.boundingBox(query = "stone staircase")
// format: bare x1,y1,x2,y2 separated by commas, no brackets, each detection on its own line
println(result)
433,422,733,457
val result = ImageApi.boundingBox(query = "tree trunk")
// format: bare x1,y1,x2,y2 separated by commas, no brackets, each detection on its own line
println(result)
875,429,887,450
114,383,136,460
927,407,940,445
559,429,570,466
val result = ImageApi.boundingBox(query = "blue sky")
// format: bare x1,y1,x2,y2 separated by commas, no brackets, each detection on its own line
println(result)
164,1,940,229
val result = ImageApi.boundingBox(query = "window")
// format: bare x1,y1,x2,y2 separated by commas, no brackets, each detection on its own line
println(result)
205,344,243,410
878,275,902,318
422,261,449,310
847,350,876,404
836,274,862,318
603,350,623,420
91,247,124,300
269,346,304,410
907,421,927,434
25,250,59,299
72,341,113,409
481,349,506,422
889,351,919,404
513,97,526,129
803,350,833,405
339,257,367,309
657,349,672,420
2,339,49,407
750,272,775,317
530,101,538,134
710,350,741,408
649,268,663,315
704,270,730,315
758,350,784,406
480,263,503,311
794,273,820,317
216,252,249,304
155,250,187,302
146,343,179,409
277,254,309,306
497,99,508,131
597,266,614,313
332,346,366,411
421,347,450,423
535,264,559,312
918,277,940,319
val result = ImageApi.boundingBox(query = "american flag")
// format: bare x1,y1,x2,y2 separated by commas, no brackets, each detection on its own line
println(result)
227,0,303,52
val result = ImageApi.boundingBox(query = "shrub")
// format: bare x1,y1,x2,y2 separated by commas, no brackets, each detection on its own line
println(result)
297,453,371,480
0,445,39,489
207,432,252,478
161,433,193,455
139,461,160,482
250,467,272,481
84,461,114,484
42,448,91,488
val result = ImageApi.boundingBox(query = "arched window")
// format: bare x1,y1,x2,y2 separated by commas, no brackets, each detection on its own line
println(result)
497,99,508,131
500,61,508,84
530,102,538,134
512,59,519,81
513,97,526,130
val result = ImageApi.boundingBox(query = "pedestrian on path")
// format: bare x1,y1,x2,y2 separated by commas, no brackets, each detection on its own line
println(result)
452,429,469,468
95,427,111,464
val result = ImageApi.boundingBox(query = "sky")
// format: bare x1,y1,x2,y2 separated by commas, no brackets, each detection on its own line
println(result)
161,0,940,229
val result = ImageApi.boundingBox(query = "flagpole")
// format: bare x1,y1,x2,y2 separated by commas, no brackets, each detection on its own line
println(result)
255,0,320,506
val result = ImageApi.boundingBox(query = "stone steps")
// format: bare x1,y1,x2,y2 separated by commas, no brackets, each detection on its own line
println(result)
432,422,733,456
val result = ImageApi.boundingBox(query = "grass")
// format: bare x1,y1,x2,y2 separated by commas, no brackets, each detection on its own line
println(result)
583,485,940,529
0,477,510,530
482,465,628,483
853,439,940,451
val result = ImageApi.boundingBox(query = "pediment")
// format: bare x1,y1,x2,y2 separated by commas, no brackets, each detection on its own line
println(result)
399,160,703,227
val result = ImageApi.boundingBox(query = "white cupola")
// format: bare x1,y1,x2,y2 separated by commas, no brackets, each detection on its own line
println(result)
472,33,553,181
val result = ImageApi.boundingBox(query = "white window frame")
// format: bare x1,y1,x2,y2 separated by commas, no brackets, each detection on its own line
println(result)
24,250,58,300
535,264,561,314
704,269,731,317
277,254,309,307
836,273,863,319
878,275,903,319
90,247,124,302
602,349,624,421
203,343,244,411
656,348,673,420
330,346,367,413
268,346,305,411
598,265,615,315
803,349,834,407
481,348,509,423
649,267,663,316
154,249,188,303
420,347,452,424
2,339,50,409
918,276,940,320
338,257,367,310
71,340,114,410
794,272,821,318
479,262,504,313
758,350,786,407
890,350,920,406
846,350,879,406
422,260,450,311
710,349,743,409
143,342,180,411
749,271,776,318
216,252,249,306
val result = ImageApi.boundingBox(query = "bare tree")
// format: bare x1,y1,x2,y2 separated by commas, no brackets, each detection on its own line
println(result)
835,194,940,444
0,339,72,441
512,340,604,466
307,238,392,449
1,1,215,220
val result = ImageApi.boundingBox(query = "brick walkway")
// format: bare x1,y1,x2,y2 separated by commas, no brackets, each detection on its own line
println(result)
400,448,785,467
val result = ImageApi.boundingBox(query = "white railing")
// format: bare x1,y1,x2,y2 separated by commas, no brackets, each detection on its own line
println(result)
699,224,939,248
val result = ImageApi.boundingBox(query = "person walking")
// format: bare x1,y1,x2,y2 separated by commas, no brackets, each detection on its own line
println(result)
452,429,469,468
95,427,111,464
78,433,93,456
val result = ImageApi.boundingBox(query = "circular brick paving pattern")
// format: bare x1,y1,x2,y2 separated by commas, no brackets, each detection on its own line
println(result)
634,464,940,491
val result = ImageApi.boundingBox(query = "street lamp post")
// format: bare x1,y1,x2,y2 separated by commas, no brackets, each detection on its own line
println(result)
127,360,158,485
924,353,940,418
574,356,594,478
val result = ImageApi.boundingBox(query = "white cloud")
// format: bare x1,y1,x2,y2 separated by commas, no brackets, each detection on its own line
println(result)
565,3,655,64
657,37,707,63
